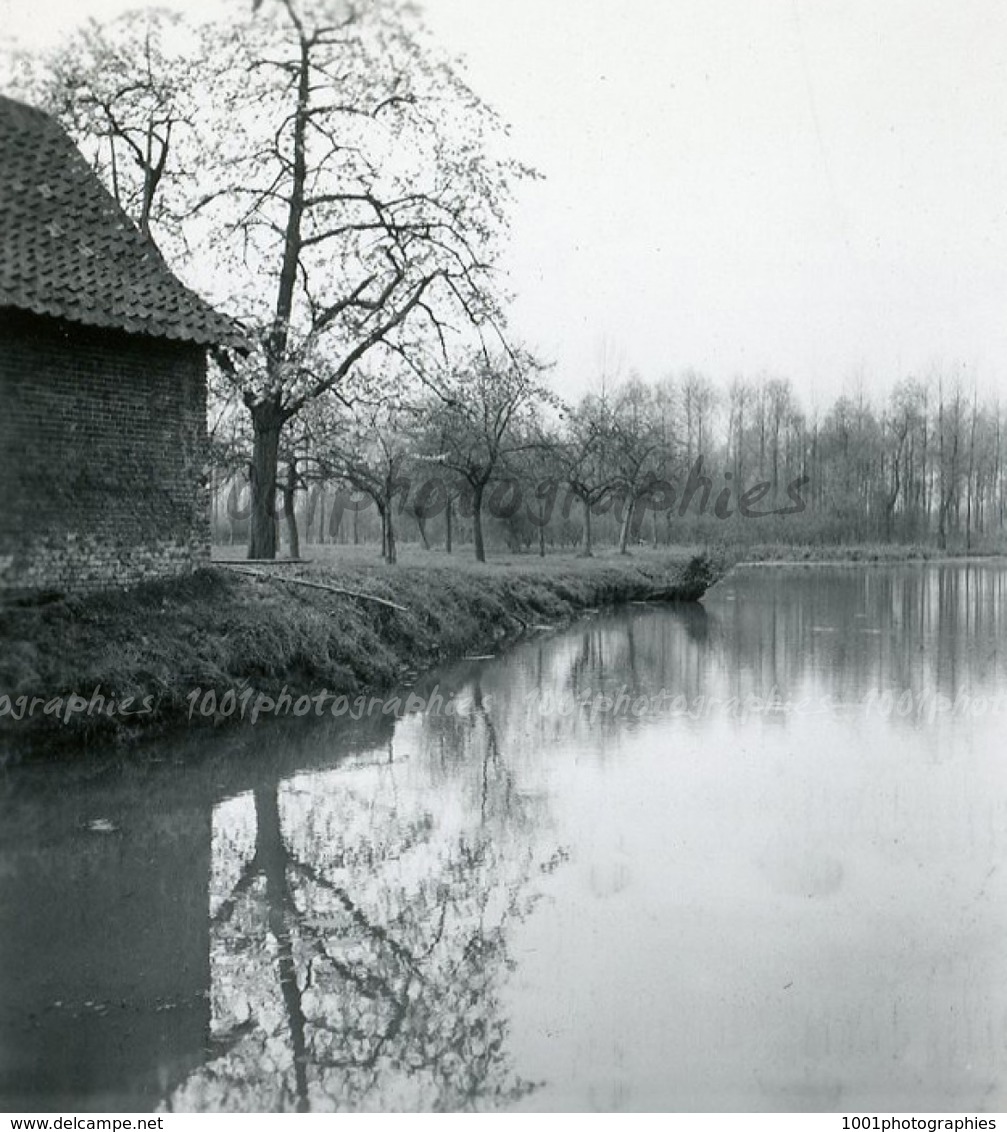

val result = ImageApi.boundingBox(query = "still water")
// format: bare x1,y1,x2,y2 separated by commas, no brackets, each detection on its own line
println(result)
1,563,1006,1112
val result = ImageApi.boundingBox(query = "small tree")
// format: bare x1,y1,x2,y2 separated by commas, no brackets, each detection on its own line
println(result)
608,379,669,553
311,394,419,564
509,421,564,558
559,392,620,557
425,350,550,563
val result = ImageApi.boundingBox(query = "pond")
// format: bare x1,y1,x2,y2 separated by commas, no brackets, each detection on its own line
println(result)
1,562,1005,1112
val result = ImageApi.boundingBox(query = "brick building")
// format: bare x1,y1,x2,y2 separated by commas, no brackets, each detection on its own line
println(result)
0,95,244,596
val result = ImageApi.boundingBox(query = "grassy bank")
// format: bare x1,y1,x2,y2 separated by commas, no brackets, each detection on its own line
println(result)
0,548,715,755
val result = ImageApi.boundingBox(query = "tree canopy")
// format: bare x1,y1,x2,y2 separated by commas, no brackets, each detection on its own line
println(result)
14,0,536,558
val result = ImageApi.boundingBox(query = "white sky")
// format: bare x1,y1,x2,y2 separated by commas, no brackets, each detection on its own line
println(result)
5,0,1007,407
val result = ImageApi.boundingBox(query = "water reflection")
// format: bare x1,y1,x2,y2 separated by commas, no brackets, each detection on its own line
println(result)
706,564,1007,712
0,771,212,1111
172,733,552,1111
0,562,1005,1112
461,563,1007,758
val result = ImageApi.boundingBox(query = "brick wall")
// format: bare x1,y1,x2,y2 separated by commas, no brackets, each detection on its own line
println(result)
0,309,211,595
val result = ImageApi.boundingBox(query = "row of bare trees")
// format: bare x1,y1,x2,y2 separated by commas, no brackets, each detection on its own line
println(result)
722,371,1007,549
208,365,1007,560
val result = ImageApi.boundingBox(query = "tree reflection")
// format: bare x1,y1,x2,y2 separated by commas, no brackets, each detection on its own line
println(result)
168,688,552,1113
706,562,1007,714
401,562,1007,770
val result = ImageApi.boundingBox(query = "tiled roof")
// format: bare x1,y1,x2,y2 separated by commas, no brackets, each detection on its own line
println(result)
0,94,246,349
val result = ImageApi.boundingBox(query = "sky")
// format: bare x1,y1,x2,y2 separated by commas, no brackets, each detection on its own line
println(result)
5,0,1007,408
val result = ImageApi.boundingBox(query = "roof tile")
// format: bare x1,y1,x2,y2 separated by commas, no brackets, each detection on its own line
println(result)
0,94,246,349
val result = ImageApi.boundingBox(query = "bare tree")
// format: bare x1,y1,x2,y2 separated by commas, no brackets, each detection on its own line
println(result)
424,349,551,563
28,1,534,560
11,10,201,247
608,380,668,553
559,392,620,557
313,395,419,564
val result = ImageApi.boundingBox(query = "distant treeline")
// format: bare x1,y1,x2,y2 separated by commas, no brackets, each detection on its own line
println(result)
211,369,1007,558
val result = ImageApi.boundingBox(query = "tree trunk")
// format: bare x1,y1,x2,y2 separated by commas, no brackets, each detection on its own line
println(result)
317,486,326,544
249,402,283,560
538,517,546,558
938,491,950,550
445,497,453,554
255,788,309,1112
580,496,593,557
303,485,316,546
618,495,634,554
416,514,430,550
283,460,300,559
385,502,397,564
472,482,486,563
966,391,978,552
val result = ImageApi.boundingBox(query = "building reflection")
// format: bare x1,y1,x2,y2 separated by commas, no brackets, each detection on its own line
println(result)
0,774,212,1111
0,707,410,1112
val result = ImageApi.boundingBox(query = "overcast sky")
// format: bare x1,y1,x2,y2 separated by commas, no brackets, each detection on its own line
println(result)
6,0,1007,407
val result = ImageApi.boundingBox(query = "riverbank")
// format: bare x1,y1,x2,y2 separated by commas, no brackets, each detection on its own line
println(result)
0,549,720,756
739,542,1007,565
